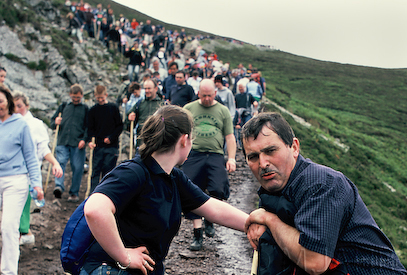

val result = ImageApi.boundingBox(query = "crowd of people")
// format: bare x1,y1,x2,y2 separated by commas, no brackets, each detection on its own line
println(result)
0,3,406,274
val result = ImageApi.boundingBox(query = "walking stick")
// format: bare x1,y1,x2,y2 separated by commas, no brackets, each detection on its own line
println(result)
129,120,134,159
93,20,97,40
97,22,101,41
251,250,258,275
118,104,126,163
44,112,61,193
85,137,95,199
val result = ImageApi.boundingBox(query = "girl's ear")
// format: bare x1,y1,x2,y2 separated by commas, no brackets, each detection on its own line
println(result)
180,134,188,147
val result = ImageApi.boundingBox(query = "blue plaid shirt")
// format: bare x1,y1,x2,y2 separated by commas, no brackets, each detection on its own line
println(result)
279,154,406,274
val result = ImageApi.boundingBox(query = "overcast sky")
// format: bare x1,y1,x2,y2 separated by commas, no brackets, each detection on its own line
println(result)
114,0,407,69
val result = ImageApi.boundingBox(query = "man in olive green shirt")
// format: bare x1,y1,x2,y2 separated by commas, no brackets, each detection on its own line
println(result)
182,79,236,251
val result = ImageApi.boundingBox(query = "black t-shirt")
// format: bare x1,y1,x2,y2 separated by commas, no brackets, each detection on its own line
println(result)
83,156,209,274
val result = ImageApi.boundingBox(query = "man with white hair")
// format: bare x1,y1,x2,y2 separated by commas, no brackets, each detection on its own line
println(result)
149,57,167,81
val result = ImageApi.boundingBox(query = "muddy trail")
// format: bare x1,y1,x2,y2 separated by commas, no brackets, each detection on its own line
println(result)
15,149,260,274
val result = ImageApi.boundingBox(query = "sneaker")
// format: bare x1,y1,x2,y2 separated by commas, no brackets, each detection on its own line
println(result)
19,234,35,246
67,195,80,202
53,187,62,199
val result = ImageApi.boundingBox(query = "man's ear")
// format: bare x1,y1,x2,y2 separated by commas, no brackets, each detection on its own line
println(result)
292,138,300,158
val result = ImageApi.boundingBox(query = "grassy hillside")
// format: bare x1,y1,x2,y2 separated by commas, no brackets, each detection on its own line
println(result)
214,43,407,264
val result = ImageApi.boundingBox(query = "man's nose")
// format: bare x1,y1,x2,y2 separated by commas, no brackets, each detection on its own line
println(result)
259,153,269,168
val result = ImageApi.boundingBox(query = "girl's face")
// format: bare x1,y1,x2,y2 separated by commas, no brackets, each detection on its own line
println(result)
0,70,6,84
133,89,141,97
14,98,29,116
0,92,10,121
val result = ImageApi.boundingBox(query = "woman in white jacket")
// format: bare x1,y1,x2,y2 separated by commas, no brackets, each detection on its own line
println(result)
13,91,63,245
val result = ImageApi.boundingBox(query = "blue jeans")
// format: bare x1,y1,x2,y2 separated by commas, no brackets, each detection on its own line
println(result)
79,264,133,275
55,145,86,196
128,64,140,82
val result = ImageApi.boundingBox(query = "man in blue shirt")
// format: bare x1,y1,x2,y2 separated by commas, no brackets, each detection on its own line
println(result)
242,112,406,275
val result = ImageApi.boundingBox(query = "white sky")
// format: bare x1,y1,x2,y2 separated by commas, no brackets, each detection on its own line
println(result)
114,0,407,69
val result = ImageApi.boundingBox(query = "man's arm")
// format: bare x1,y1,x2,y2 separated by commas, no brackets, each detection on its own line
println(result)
245,208,331,275
224,133,236,172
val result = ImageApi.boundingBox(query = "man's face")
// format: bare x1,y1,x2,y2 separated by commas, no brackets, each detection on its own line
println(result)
243,125,299,193
153,61,159,70
143,80,157,99
175,73,185,85
70,92,83,105
95,93,108,105
238,84,246,94
214,80,223,89
168,65,178,75
198,85,216,107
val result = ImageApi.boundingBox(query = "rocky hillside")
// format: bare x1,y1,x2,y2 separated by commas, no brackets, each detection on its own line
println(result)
0,1,127,125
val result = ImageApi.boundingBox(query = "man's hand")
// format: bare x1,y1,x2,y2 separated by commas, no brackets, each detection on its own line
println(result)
128,112,136,121
78,140,86,149
246,223,267,250
226,159,236,173
55,116,62,125
245,208,275,233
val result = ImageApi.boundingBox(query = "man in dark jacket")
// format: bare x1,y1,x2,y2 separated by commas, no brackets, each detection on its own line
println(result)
167,71,195,107
124,41,143,82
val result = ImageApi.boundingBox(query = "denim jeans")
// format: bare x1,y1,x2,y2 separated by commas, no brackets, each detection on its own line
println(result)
79,264,133,275
128,64,140,82
55,145,86,196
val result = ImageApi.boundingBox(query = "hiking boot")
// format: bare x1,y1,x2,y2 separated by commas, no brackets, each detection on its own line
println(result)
204,219,215,237
53,187,62,199
189,228,203,251
67,195,80,202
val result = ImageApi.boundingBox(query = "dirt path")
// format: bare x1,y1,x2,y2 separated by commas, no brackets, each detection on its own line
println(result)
16,149,259,274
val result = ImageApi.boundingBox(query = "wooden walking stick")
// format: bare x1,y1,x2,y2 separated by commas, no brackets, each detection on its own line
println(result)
129,120,134,159
118,104,126,163
251,250,259,275
44,112,61,193
85,137,95,199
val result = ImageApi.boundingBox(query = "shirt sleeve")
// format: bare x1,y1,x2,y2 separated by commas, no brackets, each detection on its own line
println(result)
175,169,210,213
21,124,42,188
35,122,51,161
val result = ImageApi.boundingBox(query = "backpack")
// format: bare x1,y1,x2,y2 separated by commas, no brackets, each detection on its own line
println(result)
60,158,149,275
60,199,95,275
116,82,131,106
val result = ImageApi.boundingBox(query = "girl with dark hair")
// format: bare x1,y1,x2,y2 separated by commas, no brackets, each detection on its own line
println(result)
81,105,248,275
0,85,43,275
